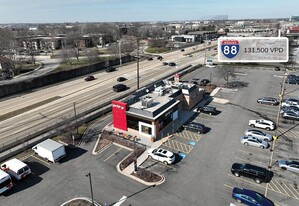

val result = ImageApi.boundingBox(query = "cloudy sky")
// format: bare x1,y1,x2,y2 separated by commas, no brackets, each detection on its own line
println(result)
0,0,298,23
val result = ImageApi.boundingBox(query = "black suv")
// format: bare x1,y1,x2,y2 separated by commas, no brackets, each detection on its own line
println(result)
231,163,273,184
196,105,217,115
106,67,116,72
183,122,206,134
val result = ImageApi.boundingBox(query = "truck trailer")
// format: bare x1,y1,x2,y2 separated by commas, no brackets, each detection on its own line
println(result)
32,139,66,163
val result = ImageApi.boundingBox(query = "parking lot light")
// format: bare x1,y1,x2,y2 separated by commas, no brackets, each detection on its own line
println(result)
86,173,94,206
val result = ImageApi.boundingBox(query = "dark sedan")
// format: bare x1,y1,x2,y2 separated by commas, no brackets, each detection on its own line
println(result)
257,97,279,106
84,75,95,81
195,105,217,115
117,77,127,82
232,187,274,206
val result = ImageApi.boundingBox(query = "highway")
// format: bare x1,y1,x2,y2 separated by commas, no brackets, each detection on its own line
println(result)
0,42,217,149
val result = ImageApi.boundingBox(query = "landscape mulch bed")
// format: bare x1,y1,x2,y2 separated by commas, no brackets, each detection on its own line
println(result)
96,130,162,183
64,199,93,206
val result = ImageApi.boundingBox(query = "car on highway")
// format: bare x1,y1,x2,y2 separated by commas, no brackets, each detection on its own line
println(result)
249,119,275,131
106,67,116,72
231,163,273,184
147,57,153,61
256,97,279,105
117,77,127,82
195,105,217,115
278,160,299,174
162,62,168,66
168,62,176,66
180,49,185,52
157,56,163,60
232,187,274,206
147,148,175,165
199,79,210,86
282,111,299,120
183,122,206,134
240,136,269,149
84,75,95,81
112,84,127,92
244,129,273,142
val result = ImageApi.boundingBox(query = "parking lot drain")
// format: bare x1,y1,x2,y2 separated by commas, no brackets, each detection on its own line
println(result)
178,152,186,158
188,141,196,146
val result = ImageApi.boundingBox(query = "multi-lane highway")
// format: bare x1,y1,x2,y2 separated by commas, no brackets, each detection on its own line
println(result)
0,42,216,150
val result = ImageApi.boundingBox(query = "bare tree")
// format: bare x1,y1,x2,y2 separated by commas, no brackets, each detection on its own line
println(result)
85,48,99,65
0,28,15,56
216,65,237,87
65,27,83,62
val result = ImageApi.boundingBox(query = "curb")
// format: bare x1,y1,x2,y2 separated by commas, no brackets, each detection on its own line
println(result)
116,154,165,186
60,197,101,206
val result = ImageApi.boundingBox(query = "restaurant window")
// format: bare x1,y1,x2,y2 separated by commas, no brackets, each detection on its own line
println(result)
141,125,152,135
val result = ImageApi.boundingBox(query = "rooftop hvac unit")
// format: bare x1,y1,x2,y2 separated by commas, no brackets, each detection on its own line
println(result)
140,96,153,108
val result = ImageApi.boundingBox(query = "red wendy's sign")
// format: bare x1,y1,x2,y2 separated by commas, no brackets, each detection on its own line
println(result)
112,100,128,131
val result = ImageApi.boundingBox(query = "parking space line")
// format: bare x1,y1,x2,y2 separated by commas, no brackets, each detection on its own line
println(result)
31,154,51,166
282,181,298,199
146,159,177,171
176,131,201,141
237,149,270,160
19,154,32,161
223,184,233,189
163,139,193,154
227,174,266,189
270,180,283,193
267,183,274,190
234,156,248,162
104,147,122,162
273,179,290,197
289,184,299,197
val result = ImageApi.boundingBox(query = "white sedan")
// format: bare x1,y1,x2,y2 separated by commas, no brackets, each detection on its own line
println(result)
240,136,269,149
244,129,273,142
147,148,175,165
278,160,299,174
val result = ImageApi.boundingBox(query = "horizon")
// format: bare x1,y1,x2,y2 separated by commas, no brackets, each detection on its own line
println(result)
0,0,298,24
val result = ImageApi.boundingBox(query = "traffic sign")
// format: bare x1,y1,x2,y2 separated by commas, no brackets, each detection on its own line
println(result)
218,37,289,62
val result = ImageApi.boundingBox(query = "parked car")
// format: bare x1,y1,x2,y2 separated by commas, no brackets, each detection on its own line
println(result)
285,77,299,84
168,62,176,66
244,129,273,142
232,187,274,206
257,97,279,106
278,160,299,174
112,84,127,92
240,136,269,149
162,62,168,66
281,98,299,108
147,148,175,165
282,111,299,120
199,79,210,86
195,105,217,115
117,77,127,82
248,119,275,131
183,122,206,134
231,163,272,184
280,105,299,114
84,75,95,81
106,67,116,72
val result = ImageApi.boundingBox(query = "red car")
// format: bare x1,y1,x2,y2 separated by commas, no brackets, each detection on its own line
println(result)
84,75,95,81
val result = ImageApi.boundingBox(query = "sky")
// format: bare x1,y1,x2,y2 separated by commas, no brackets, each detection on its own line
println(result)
0,0,298,24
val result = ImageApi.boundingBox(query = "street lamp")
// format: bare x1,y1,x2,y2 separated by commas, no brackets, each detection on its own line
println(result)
118,40,122,68
174,43,179,69
86,173,94,205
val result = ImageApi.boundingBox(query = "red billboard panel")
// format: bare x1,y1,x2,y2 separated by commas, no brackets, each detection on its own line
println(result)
112,100,128,131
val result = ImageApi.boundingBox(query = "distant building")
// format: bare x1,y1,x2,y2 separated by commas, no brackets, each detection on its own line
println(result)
290,16,299,22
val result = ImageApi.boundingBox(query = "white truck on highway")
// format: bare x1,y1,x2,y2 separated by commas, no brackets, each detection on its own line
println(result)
32,139,66,163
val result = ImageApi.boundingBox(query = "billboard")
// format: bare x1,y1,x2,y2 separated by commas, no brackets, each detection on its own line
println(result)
218,37,289,62
112,100,128,131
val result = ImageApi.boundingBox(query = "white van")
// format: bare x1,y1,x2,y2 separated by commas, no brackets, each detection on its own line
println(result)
0,170,13,194
1,159,31,180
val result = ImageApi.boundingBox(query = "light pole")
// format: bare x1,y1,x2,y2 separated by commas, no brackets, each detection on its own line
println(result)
174,43,179,69
73,102,79,136
137,38,140,90
118,40,122,68
86,173,94,205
